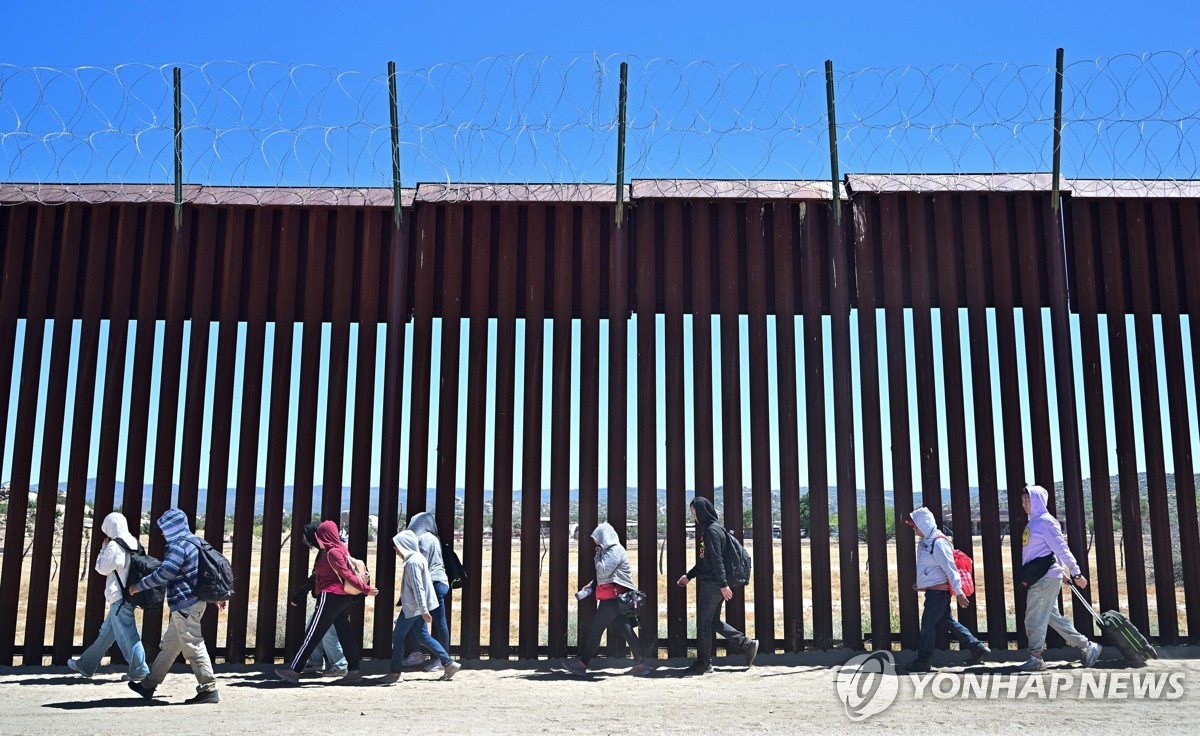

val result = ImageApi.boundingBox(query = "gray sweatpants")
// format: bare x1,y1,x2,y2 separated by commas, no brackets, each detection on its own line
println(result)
144,600,217,693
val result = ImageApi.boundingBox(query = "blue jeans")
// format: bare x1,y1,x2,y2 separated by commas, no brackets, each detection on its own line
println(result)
305,610,347,671
406,581,451,655
76,600,149,679
918,589,982,660
391,612,453,673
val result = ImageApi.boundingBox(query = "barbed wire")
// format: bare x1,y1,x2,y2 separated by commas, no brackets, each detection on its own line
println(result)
1,50,1197,205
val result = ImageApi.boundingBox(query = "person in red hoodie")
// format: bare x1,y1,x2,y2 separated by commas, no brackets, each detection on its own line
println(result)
275,521,377,684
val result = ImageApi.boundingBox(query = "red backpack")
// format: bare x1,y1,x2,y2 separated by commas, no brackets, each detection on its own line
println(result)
934,535,975,597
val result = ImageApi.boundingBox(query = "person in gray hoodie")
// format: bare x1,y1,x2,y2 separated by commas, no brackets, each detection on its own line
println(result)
384,530,461,684
397,511,451,672
561,522,652,677
905,506,989,672
1019,484,1102,671
68,512,150,682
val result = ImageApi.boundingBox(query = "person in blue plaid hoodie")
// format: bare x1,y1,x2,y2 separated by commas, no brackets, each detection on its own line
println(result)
127,508,222,704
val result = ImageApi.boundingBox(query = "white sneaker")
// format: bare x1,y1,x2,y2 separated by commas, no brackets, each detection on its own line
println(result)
1019,656,1047,672
1083,642,1102,667
422,660,444,673
401,651,426,667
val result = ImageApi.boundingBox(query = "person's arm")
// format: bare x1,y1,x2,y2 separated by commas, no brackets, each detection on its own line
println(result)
134,543,185,591
594,547,621,581
94,541,122,577
706,525,729,589
327,547,375,594
1045,521,1082,578
289,574,315,606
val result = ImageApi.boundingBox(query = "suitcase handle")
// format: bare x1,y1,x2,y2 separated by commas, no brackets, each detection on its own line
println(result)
1067,580,1104,626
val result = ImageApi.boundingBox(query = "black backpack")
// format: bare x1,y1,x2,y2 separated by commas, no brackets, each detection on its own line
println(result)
112,538,165,610
442,541,466,590
186,537,235,603
722,529,752,587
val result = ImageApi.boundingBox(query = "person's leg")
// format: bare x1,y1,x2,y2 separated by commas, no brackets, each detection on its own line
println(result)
305,606,325,670
330,604,359,672
938,604,984,652
412,617,453,666
917,590,949,663
1046,598,1090,648
74,601,120,676
144,609,186,690
1024,576,1059,658
289,592,340,672
176,601,217,694
695,583,723,666
619,614,644,662
578,599,622,666
710,596,749,654
321,620,348,671
430,581,451,652
110,600,150,680
391,612,418,672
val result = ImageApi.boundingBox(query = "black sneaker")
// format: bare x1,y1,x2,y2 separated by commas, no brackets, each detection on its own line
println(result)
185,690,220,705
966,645,991,666
744,639,760,667
128,681,156,700
685,661,714,676
905,659,933,673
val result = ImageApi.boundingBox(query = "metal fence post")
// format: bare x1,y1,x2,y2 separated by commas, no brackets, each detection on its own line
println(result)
616,61,629,229
173,66,182,231
825,60,840,223
1052,48,1065,212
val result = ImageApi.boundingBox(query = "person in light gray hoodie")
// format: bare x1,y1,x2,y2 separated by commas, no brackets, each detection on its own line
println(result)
905,507,989,672
398,512,451,672
384,530,461,684
1019,485,1102,671
561,523,652,677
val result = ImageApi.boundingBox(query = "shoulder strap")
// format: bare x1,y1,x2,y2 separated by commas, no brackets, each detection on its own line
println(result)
110,538,139,595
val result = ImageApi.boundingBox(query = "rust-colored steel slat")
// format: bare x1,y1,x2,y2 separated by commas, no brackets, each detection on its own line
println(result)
576,205,601,656
489,203,519,659
84,204,140,643
1096,201,1151,633
0,208,26,494
961,195,1008,646
744,202,775,651
548,204,573,659
1169,200,1200,639
518,204,547,659
878,194,918,649
604,216,630,660
321,209,357,522
25,205,84,664
462,203,493,659
829,205,860,650
690,202,716,505
1013,197,1056,497
177,207,220,523
986,195,1031,646
1123,200,1179,642
1064,201,1120,615
905,196,943,524
663,200,688,657
255,207,300,663
284,208,330,656
635,201,659,657
227,208,274,662
932,195,976,633
716,200,746,640
851,196,889,649
772,201,805,652
202,206,247,649
404,203,437,522
350,209,385,647
52,205,112,663
0,204,57,664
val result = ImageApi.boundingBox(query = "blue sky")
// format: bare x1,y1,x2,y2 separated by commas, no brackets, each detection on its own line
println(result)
2,2,1199,502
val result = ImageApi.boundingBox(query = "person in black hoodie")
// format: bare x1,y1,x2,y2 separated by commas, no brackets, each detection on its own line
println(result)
676,496,759,675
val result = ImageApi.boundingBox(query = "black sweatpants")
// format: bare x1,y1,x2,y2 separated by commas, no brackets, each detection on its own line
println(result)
579,598,643,665
696,581,749,666
289,592,362,672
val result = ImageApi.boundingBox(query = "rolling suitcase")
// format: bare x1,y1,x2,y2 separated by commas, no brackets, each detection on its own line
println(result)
1069,582,1157,667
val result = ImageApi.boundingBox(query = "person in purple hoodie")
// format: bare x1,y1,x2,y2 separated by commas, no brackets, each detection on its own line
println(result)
1019,485,1102,671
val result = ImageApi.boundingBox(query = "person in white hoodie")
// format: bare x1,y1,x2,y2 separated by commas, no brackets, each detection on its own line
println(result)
383,530,461,684
905,507,990,672
67,512,150,681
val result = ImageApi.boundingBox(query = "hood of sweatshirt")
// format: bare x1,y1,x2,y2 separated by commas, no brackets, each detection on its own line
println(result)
592,522,620,550
302,522,321,549
690,496,719,528
407,511,440,539
909,507,939,538
393,529,422,558
1027,484,1052,520
101,512,138,550
156,508,191,543
314,520,342,550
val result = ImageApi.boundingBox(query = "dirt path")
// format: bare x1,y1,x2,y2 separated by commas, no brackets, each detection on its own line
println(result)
2,647,1199,734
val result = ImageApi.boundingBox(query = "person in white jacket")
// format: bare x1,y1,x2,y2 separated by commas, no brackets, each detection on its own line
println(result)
905,507,989,672
68,512,150,681
383,530,461,684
